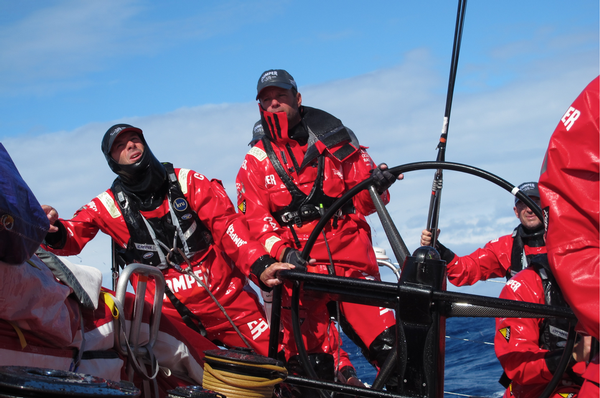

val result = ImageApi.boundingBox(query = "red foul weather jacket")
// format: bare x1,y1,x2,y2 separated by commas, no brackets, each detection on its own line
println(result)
446,233,546,287
538,76,599,392
46,168,272,350
495,266,584,398
236,112,388,273
539,75,599,340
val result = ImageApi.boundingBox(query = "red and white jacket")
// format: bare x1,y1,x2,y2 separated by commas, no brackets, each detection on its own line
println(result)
446,233,546,287
47,168,270,323
236,117,388,273
495,266,584,398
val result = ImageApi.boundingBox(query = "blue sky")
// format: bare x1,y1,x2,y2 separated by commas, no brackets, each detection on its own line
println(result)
1,0,598,294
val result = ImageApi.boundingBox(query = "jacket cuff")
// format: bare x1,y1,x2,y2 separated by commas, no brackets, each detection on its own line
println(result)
250,255,277,292
435,241,456,264
43,220,67,249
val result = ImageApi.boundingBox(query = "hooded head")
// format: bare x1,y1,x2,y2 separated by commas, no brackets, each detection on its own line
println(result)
101,124,166,196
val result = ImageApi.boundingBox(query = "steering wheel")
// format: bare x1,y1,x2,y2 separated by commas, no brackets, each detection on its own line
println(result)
275,161,575,398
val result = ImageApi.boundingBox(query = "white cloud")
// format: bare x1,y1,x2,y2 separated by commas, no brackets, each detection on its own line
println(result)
0,0,286,96
1,13,596,294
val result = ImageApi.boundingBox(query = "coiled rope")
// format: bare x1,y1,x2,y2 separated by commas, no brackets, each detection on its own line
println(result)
202,351,288,398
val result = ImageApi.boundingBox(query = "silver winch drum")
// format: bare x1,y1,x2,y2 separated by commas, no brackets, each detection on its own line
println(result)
167,385,226,397
0,366,140,397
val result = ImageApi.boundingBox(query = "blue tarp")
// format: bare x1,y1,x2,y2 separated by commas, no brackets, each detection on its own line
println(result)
0,143,49,264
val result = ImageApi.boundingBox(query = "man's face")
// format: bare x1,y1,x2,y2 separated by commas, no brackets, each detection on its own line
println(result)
514,196,542,229
258,86,302,126
110,131,144,165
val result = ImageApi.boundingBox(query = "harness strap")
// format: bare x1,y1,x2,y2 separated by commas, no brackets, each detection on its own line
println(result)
163,284,207,336
263,138,354,228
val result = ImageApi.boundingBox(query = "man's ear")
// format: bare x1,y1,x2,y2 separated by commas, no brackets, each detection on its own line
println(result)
513,205,519,218
296,92,302,107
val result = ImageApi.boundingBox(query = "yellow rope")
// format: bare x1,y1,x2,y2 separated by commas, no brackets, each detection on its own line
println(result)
8,321,27,349
202,355,287,398
100,291,120,319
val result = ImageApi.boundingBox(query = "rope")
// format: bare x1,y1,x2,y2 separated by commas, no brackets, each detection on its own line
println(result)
166,246,254,350
202,357,287,398
182,265,253,350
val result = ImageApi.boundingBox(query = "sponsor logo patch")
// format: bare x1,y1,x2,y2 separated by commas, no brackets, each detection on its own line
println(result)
561,106,581,131
143,252,154,259
549,325,568,340
499,327,510,342
226,225,247,247
181,213,192,220
173,198,188,212
506,279,521,292
238,201,246,214
248,146,267,161
135,243,157,251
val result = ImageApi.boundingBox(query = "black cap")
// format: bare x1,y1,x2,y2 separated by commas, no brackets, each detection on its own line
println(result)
249,120,265,146
101,124,143,156
515,182,540,204
256,69,297,99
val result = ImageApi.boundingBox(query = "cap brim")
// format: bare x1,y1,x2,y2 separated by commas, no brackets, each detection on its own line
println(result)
256,83,294,100
107,127,143,152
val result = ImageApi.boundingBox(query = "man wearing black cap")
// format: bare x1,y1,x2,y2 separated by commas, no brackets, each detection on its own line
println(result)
43,124,295,356
236,69,401,391
420,181,546,286
248,120,265,147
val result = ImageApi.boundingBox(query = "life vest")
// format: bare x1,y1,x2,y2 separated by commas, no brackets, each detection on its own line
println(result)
507,224,545,280
111,163,213,269
529,254,571,352
499,254,577,389
261,106,359,229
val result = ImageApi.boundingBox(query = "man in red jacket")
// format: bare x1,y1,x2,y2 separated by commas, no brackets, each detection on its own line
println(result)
420,181,546,286
236,69,401,392
538,75,599,396
43,124,294,357
494,254,590,398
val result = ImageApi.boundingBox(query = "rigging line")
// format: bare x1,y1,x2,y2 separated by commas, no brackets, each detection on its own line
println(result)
426,0,468,248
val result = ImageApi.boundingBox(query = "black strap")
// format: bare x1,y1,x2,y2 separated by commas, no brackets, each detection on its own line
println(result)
163,284,207,336
498,371,511,388
36,247,95,310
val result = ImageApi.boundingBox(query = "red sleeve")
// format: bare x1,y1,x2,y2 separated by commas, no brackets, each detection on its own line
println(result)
538,76,600,339
446,235,513,286
45,191,124,256
183,169,270,277
342,146,390,216
494,268,554,385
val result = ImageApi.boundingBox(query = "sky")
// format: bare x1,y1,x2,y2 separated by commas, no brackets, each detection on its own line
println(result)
1,0,598,299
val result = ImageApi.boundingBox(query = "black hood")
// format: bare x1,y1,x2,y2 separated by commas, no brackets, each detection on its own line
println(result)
101,124,166,198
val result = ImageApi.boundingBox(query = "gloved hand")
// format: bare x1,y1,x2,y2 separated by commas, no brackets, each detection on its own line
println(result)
371,163,397,194
282,247,308,272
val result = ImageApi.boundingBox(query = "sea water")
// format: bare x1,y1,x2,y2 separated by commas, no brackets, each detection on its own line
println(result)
344,316,505,398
